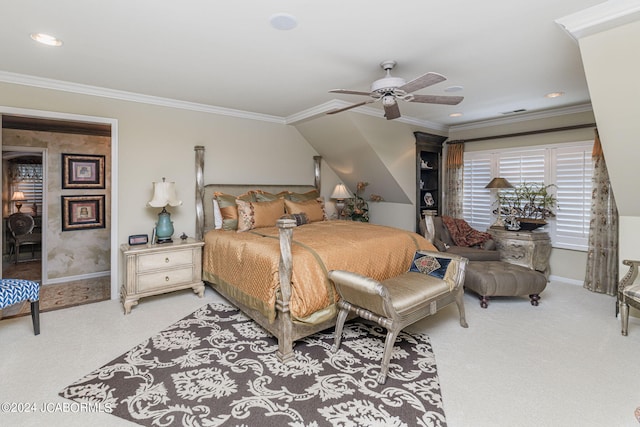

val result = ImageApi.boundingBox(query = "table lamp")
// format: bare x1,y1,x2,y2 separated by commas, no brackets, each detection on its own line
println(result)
485,177,513,228
11,191,26,213
331,183,352,218
148,178,182,243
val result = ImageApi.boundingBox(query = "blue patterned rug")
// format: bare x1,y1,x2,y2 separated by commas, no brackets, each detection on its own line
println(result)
60,303,447,426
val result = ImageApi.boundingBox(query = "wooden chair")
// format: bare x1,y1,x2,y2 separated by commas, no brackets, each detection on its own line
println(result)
619,259,640,336
0,279,40,335
7,213,41,264
328,250,468,384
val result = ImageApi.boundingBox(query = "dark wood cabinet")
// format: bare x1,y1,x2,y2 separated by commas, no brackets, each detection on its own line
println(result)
414,132,447,231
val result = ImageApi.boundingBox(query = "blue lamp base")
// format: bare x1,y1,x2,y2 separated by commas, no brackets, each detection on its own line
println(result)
155,207,174,244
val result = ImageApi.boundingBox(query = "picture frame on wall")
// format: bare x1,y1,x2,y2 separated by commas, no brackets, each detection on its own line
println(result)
61,195,106,231
61,153,105,189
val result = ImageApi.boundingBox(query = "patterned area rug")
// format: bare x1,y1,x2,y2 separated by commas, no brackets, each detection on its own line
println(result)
60,303,447,426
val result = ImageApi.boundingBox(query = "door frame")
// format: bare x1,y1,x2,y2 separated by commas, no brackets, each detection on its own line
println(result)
1,106,118,298
2,146,47,279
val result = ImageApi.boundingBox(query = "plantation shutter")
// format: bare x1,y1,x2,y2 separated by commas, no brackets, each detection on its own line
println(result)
498,150,545,185
553,146,593,249
463,154,492,231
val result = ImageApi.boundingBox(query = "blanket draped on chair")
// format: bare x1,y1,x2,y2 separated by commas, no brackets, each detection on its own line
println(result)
442,216,492,247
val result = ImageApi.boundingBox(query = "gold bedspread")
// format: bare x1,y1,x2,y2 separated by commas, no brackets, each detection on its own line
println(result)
203,221,435,323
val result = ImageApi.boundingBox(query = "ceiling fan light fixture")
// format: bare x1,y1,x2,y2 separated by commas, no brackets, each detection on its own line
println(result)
382,95,396,106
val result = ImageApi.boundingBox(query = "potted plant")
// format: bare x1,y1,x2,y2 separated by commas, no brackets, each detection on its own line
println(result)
496,182,557,230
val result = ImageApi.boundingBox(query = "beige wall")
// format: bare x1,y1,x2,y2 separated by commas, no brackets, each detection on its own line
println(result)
577,20,640,271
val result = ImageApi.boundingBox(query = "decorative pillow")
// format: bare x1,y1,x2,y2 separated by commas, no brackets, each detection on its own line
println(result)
214,192,253,231
255,190,289,202
409,252,451,279
212,198,223,229
280,213,309,226
287,189,320,202
236,198,285,232
284,198,325,222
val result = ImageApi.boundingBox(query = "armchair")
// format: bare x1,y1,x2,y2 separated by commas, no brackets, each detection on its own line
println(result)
7,213,41,264
619,259,640,336
420,216,500,261
328,250,468,384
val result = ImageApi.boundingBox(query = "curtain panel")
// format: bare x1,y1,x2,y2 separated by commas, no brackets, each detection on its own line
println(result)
445,143,464,218
584,130,618,296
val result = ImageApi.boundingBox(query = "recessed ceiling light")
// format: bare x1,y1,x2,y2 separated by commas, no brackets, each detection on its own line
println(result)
30,33,63,46
545,91,564,98
269,13,298,30
444,85,464,93
449,112,463,118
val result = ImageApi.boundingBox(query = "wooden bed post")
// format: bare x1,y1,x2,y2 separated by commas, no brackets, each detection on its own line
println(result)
195,145,205,241
275,217,297,363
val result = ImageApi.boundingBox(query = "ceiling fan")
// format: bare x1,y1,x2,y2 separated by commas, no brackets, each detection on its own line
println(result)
327,60,463,120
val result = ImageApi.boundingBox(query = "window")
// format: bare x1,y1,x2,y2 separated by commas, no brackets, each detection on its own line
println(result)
9,163,43,215
463,141,593,250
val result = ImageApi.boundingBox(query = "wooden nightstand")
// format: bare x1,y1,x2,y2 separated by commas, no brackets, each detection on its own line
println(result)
120,238,205,314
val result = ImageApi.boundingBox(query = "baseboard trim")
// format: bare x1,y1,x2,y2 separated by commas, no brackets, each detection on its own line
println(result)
549,275,584,286
45,270,110,285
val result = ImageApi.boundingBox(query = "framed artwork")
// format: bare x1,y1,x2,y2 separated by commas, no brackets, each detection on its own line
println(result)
61,195,106,231
62,153,105,189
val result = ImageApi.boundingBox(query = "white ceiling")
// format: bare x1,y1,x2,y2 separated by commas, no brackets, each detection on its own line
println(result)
0,0,605,128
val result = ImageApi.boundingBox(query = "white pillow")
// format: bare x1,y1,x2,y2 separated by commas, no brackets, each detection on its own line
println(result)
213,198,223,229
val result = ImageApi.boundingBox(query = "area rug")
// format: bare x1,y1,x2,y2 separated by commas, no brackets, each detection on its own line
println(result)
60,303,447,426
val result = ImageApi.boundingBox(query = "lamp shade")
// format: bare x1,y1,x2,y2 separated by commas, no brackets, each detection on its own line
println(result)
148,178,182,208
11,191,26,201
331,183,352,200
485,177,514,189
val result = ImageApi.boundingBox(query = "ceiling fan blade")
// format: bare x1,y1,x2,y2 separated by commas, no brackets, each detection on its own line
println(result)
326,100,374,115
329,89,372,96
384,102,401,120
410,94,464,105
399,72,447,94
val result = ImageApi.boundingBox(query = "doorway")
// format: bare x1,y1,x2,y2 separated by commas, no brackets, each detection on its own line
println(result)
0,110,116,317
2,149,44,282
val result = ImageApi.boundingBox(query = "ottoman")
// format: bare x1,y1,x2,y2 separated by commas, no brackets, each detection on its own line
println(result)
465,261,547,308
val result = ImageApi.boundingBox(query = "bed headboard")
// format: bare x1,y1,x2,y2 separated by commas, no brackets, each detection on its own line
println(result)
194,146,322,240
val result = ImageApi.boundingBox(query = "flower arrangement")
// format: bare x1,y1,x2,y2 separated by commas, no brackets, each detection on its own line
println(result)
343,182,384,222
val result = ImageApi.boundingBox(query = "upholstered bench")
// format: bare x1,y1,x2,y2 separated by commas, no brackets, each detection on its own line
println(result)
0,279,40,335
328,250,469,384
465,261,547,308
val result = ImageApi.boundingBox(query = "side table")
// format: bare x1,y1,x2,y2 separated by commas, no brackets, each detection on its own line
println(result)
121,238,205,314
488,228,551,279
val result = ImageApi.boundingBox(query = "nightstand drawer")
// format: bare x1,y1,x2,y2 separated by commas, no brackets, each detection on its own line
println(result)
137,250,193,271
137,267,194,292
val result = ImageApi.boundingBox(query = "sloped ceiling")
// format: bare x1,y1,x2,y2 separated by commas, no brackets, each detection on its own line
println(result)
296,113,432,204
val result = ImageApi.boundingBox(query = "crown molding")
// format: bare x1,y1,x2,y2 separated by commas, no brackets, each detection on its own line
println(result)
285,100,346,124
556,0,640,41
448,103,593,132
0,70,590,134
0,71,285,124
